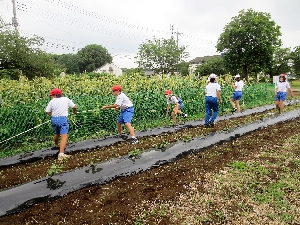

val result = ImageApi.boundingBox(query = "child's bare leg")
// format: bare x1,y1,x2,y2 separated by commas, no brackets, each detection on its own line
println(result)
275,100,280,111
279,100,284,113
124,123,135,137
172,111,177,122
54,134,60,146
236,100,240,112
59,134,68,154
117,122,122,134
177,110,183,115
230,98,235,108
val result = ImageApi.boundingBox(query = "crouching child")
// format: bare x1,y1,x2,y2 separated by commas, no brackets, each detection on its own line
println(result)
101,85,138,144
164,90,187,123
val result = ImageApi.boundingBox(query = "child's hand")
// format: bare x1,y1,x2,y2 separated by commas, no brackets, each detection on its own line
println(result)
115,107,120,111
101,106,106,110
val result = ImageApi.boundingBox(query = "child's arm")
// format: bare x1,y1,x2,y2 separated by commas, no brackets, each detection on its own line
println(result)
288,88,294,98
166,105,170,117
217,90,222,104
72,105,77,114
275,87,278,96
101,104,119,110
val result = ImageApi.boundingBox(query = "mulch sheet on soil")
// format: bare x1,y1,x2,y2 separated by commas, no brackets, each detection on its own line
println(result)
0,116,299,224
0,108,282,190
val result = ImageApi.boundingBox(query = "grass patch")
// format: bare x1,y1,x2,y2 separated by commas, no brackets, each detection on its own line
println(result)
129,132,300,224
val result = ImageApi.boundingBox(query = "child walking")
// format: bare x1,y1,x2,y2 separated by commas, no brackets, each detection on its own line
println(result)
205,74,222,127
230,74,245,112
275,74,294,114
45,88,77,160
164,90,187,123
101,85,138,144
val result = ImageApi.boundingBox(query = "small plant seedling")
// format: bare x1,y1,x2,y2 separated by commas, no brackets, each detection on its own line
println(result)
47,164,64,176
128,149,140,158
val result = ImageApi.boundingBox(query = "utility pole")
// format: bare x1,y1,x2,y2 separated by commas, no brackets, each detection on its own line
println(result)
11,0,18,32
175,28,182,74
175,28,182,47
170,24,174,39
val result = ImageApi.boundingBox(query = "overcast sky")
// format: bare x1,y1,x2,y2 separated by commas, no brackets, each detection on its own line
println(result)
1,0,300,68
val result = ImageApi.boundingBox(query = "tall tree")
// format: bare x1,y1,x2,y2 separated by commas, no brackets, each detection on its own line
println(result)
136,37,188,75
291,46,300,78
178,61,190,76
194,57,229,77
53,53,81,74
216,9,282,80
77,44,112,73
267,47,291,77
0,17,58,79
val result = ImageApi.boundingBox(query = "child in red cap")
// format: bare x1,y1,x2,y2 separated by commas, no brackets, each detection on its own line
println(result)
45,88,77,160
164,90,187,123
101,85,138,144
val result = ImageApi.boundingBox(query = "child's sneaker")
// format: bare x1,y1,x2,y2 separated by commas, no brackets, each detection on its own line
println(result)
209,122,215,127
58,153,70,161
183,114,188,118
130,138,138,144
232,108,237,113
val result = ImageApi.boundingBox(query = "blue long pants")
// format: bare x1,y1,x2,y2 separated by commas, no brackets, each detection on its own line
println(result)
205,96,219,125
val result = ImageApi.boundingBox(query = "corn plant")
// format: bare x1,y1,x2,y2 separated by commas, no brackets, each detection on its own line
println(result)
0,73,274,157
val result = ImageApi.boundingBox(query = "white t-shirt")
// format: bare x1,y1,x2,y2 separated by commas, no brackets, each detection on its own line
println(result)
234,80,244,91
205,83,221,97
277,81,290,92
167,96,179,105
115,92,133,110
45,97,76,117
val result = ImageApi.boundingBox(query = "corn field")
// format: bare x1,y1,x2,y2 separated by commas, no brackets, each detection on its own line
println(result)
0,73,274,157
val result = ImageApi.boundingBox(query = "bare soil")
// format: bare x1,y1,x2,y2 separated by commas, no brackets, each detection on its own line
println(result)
0,100,300,224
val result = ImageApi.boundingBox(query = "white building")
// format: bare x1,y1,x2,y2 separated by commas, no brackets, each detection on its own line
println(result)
94,63,123,77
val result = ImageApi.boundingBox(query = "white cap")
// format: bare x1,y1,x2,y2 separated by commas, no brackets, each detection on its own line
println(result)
235,74,240,78
209,73,217,79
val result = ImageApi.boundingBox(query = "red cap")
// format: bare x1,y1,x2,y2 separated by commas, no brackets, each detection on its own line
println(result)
49,88,62,96
279,74,286,77
112,85,122,92
164,90,172,95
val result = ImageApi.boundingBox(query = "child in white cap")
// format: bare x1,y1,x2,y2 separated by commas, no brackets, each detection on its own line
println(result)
230,74,245,112
204,74,222,127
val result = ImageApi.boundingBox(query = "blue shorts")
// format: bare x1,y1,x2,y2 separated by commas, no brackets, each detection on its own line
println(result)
51,116,69,135
276,92,286,101
178,100,184,109
118,107,134,124
232,91,242,100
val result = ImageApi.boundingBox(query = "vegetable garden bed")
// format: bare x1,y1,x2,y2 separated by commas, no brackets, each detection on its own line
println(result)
0,103,300,224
